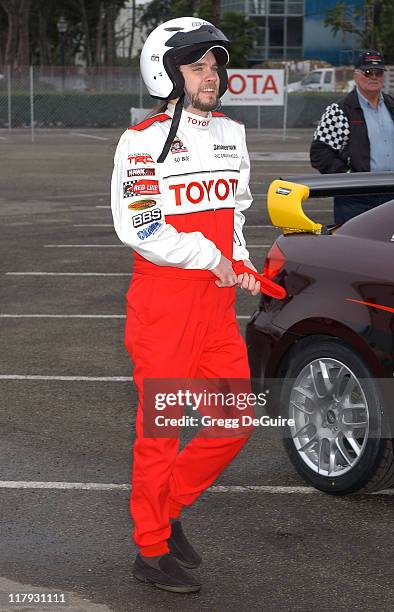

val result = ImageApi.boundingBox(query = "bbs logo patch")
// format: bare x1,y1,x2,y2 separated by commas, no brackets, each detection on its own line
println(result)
132,208,162,228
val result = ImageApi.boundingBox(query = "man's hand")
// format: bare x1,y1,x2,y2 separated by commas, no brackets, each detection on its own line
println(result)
237,260,261,296
211,255,238,287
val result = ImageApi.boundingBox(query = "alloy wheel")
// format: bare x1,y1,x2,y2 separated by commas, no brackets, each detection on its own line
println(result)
288,358,369,477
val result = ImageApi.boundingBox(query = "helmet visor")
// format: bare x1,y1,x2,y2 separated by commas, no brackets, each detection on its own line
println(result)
166,24,230,66
166,24,229,47
177,44,229,66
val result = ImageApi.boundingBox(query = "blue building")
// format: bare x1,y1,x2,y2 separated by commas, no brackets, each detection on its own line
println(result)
220,0,366,65
304,0,365,65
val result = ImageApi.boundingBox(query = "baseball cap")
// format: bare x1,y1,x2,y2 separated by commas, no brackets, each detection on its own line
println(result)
355,50,386,71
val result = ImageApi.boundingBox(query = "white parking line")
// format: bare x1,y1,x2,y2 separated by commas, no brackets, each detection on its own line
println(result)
0,314,125,318
0,482,316,493
0,480,392,494
44,244,124,248
245,225,278,229
44,193,108,200
6,272,130,276
304,209,332,213
0,314,250,320
72,132,109,141
0,375,131,381
3,274,264,288
250,152,309,161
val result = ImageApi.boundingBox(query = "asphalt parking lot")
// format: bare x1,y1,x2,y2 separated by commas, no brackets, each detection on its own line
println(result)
0,126,393,612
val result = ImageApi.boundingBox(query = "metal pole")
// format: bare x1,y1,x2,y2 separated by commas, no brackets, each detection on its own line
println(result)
282,63,289,142
7,65,11,131
257,105,261,130
283,0,288,61
265,14,269,62
30,65,35,143
61,32,65,92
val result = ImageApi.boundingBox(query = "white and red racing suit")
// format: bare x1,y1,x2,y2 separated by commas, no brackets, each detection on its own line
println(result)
111,104,253,557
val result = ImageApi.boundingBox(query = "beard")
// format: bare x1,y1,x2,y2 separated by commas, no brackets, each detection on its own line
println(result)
190,89,220,112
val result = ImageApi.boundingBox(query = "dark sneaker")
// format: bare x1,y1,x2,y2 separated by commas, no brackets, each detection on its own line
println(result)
133,553,201,593
168,521,202,569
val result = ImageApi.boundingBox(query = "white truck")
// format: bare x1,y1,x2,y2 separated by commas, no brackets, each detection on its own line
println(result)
287,67,354,93
287,65,394,94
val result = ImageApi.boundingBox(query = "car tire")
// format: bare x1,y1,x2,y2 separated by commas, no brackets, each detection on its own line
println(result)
279,337,394,495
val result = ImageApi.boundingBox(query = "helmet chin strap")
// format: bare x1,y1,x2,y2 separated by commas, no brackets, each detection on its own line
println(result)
184,90,192,107
214,98,222,111
157,90,222,163
157,93,185,163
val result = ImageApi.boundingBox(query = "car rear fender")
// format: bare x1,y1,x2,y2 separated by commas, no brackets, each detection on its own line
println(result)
273,319,387,378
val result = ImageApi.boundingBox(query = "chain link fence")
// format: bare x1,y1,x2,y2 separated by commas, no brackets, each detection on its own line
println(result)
2,64,393,140
0,66,150,132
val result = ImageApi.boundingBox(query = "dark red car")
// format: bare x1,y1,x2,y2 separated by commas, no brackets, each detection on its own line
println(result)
247,172,394,495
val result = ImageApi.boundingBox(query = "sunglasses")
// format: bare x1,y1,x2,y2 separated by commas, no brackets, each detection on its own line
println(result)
360,68,385,78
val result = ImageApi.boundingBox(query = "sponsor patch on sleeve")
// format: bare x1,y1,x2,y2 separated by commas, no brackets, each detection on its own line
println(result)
127,199,157,211
132,208,162,228
123,179,160,198
127,168,155,177
123,180,138,198
127,153,155,165
130,179,160,196
137,221,163,240
170,137,188,154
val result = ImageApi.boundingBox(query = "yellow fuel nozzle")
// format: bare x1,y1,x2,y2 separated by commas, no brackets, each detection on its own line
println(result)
267,180,323,235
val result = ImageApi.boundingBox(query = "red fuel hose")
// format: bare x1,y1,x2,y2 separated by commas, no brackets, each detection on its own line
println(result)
232,260,287,300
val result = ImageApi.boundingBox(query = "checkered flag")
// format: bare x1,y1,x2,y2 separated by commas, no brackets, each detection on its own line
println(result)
313,104,350,151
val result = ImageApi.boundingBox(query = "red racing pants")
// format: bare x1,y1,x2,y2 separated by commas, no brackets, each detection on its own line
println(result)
124,272,251,557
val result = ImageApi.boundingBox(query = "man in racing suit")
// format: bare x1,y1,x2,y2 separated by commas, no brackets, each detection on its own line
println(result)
111,17,259,593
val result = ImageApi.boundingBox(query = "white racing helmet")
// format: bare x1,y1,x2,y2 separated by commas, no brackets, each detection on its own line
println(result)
140,17,230,100
140,17,230,162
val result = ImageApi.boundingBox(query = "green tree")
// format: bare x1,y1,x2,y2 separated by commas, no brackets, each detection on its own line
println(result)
220,12,255,67
324,0,394,63
139,0,197,33
138,0,221,32
0,0,129,66
0,0,33,65
139,2,256,66
374,3,394,63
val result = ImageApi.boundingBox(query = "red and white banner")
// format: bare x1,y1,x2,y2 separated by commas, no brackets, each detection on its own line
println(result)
221,69,284,106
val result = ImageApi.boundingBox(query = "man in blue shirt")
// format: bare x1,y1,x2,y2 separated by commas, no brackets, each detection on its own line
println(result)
310,50,394,223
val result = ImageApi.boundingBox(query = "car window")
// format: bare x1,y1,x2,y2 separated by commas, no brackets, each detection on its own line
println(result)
302,72,321,85
324,72,332,84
